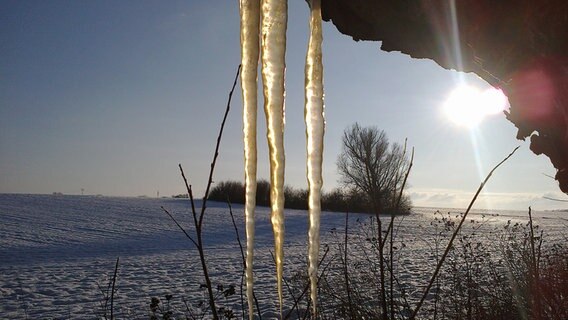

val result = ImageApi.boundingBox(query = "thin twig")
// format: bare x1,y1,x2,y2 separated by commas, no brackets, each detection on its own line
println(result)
161,206,198,247
227,200,262,320
383,148,414,249
183,298,197,320
179,165,199,230
283,246,330,320
374,208,388,320
389,147,414,319
199,65,241,230
343,211,355,319
177,164,218,319
227,199,247,320
110,257,119,320
269,250,301,318
529,207,537,277
543,196,568,202
101,268,113,319
410,146,519,319
228,200,247,265
172,64,241,320
97,283,109,319
528,207,542,318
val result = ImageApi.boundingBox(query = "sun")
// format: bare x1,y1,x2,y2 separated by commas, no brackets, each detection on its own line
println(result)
443,85,508,128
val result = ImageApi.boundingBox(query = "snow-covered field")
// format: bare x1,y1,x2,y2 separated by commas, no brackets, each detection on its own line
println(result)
0,194,566,319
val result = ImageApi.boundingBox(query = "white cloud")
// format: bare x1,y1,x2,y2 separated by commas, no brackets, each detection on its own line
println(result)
409,188,568,211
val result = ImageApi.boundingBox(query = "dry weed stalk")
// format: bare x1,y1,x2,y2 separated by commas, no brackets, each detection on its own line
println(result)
161,64,241,320
410,146,519,319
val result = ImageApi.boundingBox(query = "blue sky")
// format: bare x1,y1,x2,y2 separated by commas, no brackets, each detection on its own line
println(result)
1,1,565,210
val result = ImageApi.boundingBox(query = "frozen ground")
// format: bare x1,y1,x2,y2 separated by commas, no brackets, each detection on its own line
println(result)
0,194,566,319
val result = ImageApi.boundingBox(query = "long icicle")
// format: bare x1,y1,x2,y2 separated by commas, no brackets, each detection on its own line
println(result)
260,0,287,315
239,1,260,319
304,0,324,315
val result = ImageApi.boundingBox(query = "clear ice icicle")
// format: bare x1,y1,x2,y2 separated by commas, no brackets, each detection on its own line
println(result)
304,0,324,315
239,0,260,319
260,0,287,314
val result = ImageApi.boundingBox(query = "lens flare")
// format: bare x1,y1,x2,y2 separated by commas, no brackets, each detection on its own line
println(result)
443,86,508,128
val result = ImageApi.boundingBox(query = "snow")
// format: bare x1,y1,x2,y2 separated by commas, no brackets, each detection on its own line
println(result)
0,194,338,318
0,194,565,318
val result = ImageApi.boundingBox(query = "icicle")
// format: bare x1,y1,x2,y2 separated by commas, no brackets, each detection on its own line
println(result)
239,1,260,319
305,0,324,315
260,0,287,314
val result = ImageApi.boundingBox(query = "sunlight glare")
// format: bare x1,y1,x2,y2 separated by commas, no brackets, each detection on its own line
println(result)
443,86,508,128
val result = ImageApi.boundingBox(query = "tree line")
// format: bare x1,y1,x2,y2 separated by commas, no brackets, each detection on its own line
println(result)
207,179,411,214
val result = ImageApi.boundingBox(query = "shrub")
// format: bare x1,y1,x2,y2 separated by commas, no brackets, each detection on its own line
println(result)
208,181,245,204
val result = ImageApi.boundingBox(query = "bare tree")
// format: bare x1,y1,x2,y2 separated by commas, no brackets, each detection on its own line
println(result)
337,123,411,319
337,123,410,214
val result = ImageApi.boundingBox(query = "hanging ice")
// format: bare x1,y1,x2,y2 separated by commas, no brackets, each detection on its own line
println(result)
304,0,324,314
260,0,287,314
238,0,260,319
240,0,325,316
